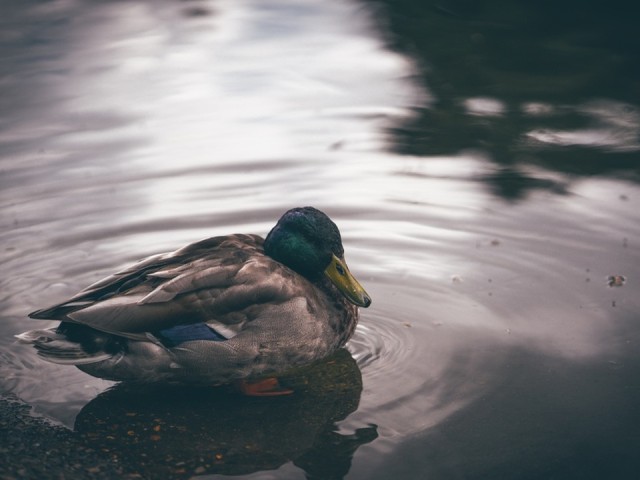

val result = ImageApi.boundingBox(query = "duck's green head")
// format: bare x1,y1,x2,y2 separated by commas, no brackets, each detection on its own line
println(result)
264,207,372,308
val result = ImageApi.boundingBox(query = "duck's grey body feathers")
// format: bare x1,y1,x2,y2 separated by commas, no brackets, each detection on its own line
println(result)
21,233,358,384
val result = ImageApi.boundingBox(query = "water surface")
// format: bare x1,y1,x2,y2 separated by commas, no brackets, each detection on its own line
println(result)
1,1,639,478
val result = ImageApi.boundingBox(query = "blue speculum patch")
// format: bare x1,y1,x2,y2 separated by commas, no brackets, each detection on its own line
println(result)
157,323,226,347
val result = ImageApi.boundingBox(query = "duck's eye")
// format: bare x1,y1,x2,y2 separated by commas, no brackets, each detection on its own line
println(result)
335,263,346,276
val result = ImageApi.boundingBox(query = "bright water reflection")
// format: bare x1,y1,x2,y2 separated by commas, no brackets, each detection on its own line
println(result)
1,0,639,478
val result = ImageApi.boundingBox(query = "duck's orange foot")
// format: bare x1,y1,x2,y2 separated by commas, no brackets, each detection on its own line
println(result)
235,377,293,396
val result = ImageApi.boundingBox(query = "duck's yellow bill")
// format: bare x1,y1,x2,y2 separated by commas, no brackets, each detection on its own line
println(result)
324,254,372,308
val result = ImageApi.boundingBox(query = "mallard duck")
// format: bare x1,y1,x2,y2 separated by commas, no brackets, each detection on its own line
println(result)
17,207,371,395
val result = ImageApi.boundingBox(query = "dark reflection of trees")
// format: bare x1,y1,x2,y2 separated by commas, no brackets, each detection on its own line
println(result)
74,349,376,479
371,0,640,200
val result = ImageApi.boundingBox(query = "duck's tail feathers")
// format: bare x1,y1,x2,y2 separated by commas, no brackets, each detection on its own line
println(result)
28,303,88,320
15,329,114,365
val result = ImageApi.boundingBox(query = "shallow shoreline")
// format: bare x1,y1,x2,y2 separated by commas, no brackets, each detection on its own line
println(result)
0,394,133,480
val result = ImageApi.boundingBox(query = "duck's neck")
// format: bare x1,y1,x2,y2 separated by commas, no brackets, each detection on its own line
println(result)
317,276,359,347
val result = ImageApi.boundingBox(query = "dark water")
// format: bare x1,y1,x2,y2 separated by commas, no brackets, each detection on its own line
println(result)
1,1,639,478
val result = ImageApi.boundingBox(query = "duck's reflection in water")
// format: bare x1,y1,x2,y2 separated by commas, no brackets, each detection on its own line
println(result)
74,349,377,478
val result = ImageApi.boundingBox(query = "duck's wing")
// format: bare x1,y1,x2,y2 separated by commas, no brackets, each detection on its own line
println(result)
28,234,290,338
